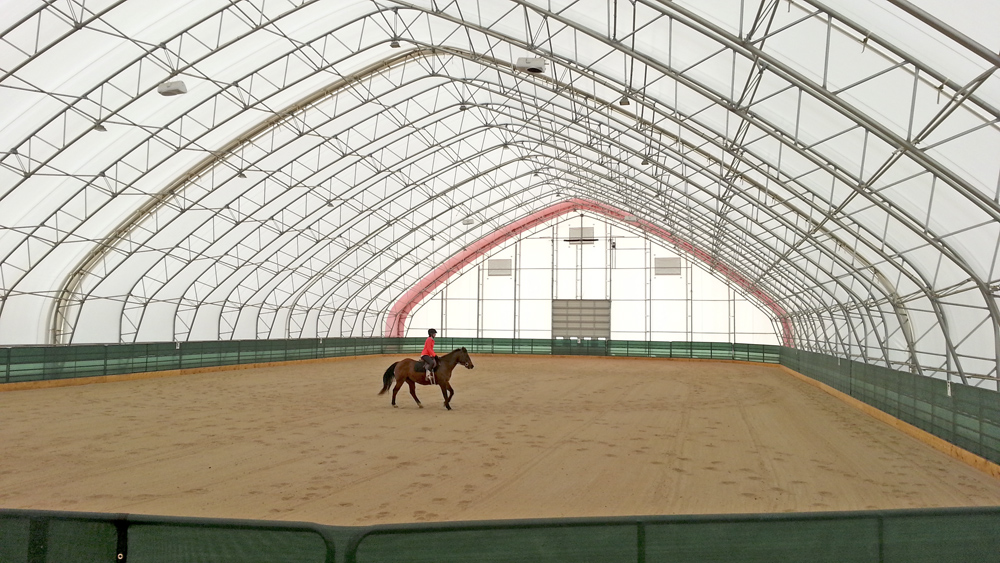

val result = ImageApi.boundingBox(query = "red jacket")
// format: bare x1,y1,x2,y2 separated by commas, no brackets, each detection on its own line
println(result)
421,336,435,357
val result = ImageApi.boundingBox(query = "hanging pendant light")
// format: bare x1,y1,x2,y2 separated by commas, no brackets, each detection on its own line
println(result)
389,8,401,48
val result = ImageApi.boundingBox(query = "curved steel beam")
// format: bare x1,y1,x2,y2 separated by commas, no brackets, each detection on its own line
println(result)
9,2,976,384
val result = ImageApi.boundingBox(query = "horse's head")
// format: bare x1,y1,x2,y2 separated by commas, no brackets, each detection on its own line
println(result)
458,347,474,369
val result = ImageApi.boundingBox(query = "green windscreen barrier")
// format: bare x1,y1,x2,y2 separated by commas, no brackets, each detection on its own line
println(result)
0,338,787,386
4,509,1000,563
127,524,329,563
881,512,1000,563
644,518,879,563
0,518,117,563
353,524,636,563
0,517,30,563
46,520,118,563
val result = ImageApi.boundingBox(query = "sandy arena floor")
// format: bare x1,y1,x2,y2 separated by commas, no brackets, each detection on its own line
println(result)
2,354,1000,526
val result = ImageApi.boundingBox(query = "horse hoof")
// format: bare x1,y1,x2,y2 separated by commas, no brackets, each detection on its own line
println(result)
393,404,398,408
418,404,423,408
444,403,451,410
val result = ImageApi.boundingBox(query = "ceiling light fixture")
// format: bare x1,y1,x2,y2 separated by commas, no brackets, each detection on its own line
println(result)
93,123,107,132
389,8,401,49
619,95,630,106
514,57,548,73
237,171,247,178
157,80,187,96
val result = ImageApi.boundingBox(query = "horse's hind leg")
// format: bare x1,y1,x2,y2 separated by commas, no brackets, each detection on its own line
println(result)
391,377,405,407
407,379,422,408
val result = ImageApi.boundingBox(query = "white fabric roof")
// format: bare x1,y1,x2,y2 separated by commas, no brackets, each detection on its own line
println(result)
0,0,998,385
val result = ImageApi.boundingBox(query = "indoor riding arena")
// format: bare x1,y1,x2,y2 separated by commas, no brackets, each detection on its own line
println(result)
3,343,1000,561
2,0,1000,561
3,355,1000,525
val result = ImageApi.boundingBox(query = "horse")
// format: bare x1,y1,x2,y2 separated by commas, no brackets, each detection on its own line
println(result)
378,347,474,410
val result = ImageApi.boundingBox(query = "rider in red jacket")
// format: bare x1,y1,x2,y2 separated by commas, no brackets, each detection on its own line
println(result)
421,328,437,384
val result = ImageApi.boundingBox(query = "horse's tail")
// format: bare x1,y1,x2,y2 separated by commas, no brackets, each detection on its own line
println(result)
378,362,398,395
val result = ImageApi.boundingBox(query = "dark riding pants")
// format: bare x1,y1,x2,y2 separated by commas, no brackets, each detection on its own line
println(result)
421,355,437,371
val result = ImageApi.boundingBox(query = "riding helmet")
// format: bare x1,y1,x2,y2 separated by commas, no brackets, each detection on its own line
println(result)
428,328,437,336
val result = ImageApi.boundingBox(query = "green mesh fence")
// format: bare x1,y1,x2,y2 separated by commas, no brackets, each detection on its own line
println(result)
0,516,120,563
3,508,1000,563
0,513,335,563
880,511,1000,563
352,522,638,563
643,516,879,563
127,523,331,563
0,338,782,384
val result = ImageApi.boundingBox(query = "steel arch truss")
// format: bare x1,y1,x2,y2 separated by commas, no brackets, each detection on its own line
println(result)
0,0,997,386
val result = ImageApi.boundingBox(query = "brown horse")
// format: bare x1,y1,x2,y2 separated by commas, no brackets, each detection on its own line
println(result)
378,347,474,410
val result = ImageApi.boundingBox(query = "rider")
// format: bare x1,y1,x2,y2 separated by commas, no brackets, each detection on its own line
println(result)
421,329,438,384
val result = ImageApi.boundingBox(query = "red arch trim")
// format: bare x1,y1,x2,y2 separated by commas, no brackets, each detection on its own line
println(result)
384,198,792,345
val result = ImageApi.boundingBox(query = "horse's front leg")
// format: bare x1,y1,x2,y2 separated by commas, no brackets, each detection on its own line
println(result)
439,383,450,410
439,382,454,410
407,379,422,408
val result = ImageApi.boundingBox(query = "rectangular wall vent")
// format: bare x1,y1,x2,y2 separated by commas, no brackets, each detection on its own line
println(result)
565,226,596,244
488,259,512,276
655,257,682,276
